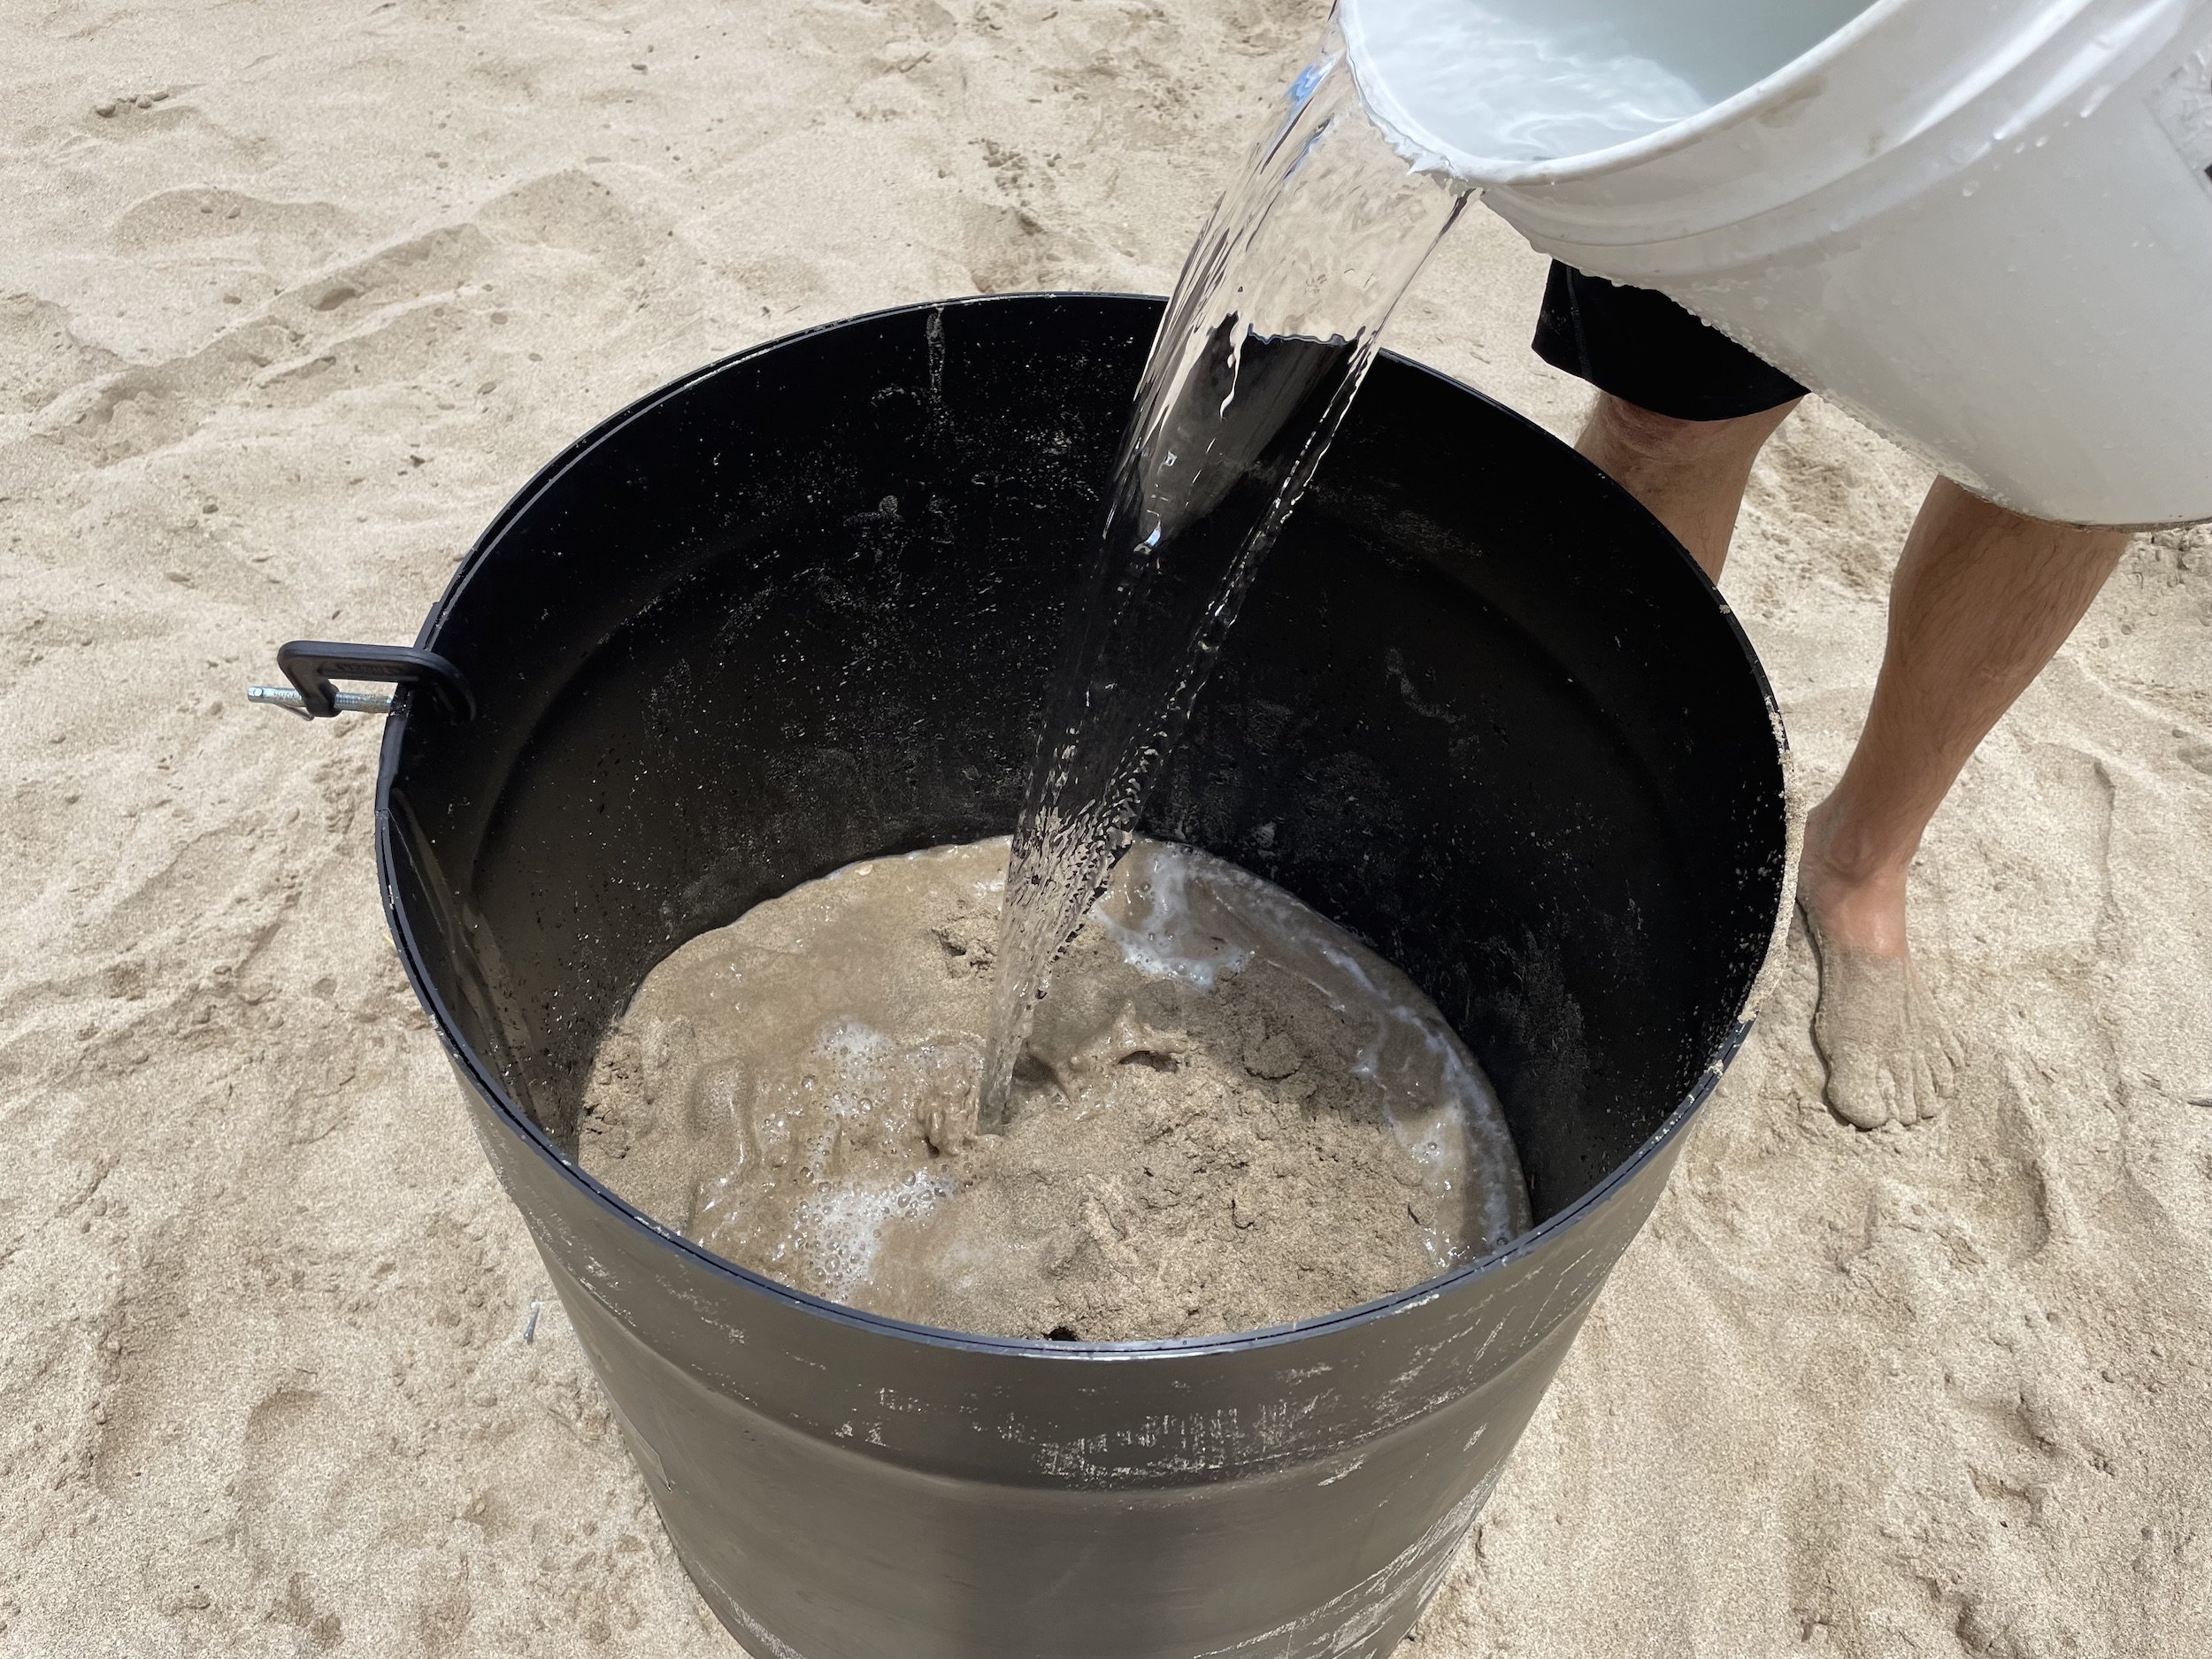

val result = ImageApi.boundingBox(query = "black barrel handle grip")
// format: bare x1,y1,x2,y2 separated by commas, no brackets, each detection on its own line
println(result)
277,640,475,721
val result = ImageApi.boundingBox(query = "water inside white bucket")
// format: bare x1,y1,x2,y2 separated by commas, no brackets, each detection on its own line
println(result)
1349,0,1875,162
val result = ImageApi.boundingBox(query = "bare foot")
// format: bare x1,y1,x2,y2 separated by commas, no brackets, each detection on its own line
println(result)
1795,818,1963,1129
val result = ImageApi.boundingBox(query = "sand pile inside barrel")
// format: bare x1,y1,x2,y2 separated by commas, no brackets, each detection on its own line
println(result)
580,836,1528,1341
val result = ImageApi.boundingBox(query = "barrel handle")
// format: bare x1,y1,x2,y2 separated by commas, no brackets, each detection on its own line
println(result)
248,639,475,721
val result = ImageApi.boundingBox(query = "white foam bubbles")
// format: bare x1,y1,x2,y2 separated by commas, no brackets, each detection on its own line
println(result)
793,1168,957,1302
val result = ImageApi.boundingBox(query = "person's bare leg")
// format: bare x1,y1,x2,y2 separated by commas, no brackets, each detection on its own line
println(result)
1575,393,1801,580
1800,478,2129,1128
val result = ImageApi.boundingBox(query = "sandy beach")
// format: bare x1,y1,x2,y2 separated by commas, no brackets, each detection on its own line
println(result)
5,0,2210,1653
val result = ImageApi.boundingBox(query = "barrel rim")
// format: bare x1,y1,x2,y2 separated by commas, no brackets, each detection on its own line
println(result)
374,289,1787,1363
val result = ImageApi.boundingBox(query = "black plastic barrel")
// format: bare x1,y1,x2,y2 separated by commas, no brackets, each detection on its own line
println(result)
370,294,1787,1658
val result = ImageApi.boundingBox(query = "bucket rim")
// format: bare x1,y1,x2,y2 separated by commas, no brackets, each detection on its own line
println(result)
375,289,1789,1364
1341,0,1920,188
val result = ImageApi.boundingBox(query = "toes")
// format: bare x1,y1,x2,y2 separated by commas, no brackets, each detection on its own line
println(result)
1808,941,1965,1131
1824,1049,1896,1131
1939,1022,1967,1078
1927,1028,1960,1097
1910,972,1967,1082
1908,1047,1941,1124
1825,1086,1892,1132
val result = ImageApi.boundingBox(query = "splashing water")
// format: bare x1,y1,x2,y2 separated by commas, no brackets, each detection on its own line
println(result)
969,27,1469,1135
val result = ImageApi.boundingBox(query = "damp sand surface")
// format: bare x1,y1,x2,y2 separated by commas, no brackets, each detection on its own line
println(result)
580,836,1528,1341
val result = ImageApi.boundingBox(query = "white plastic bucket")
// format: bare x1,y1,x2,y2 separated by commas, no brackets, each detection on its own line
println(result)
1341,0,2212,526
